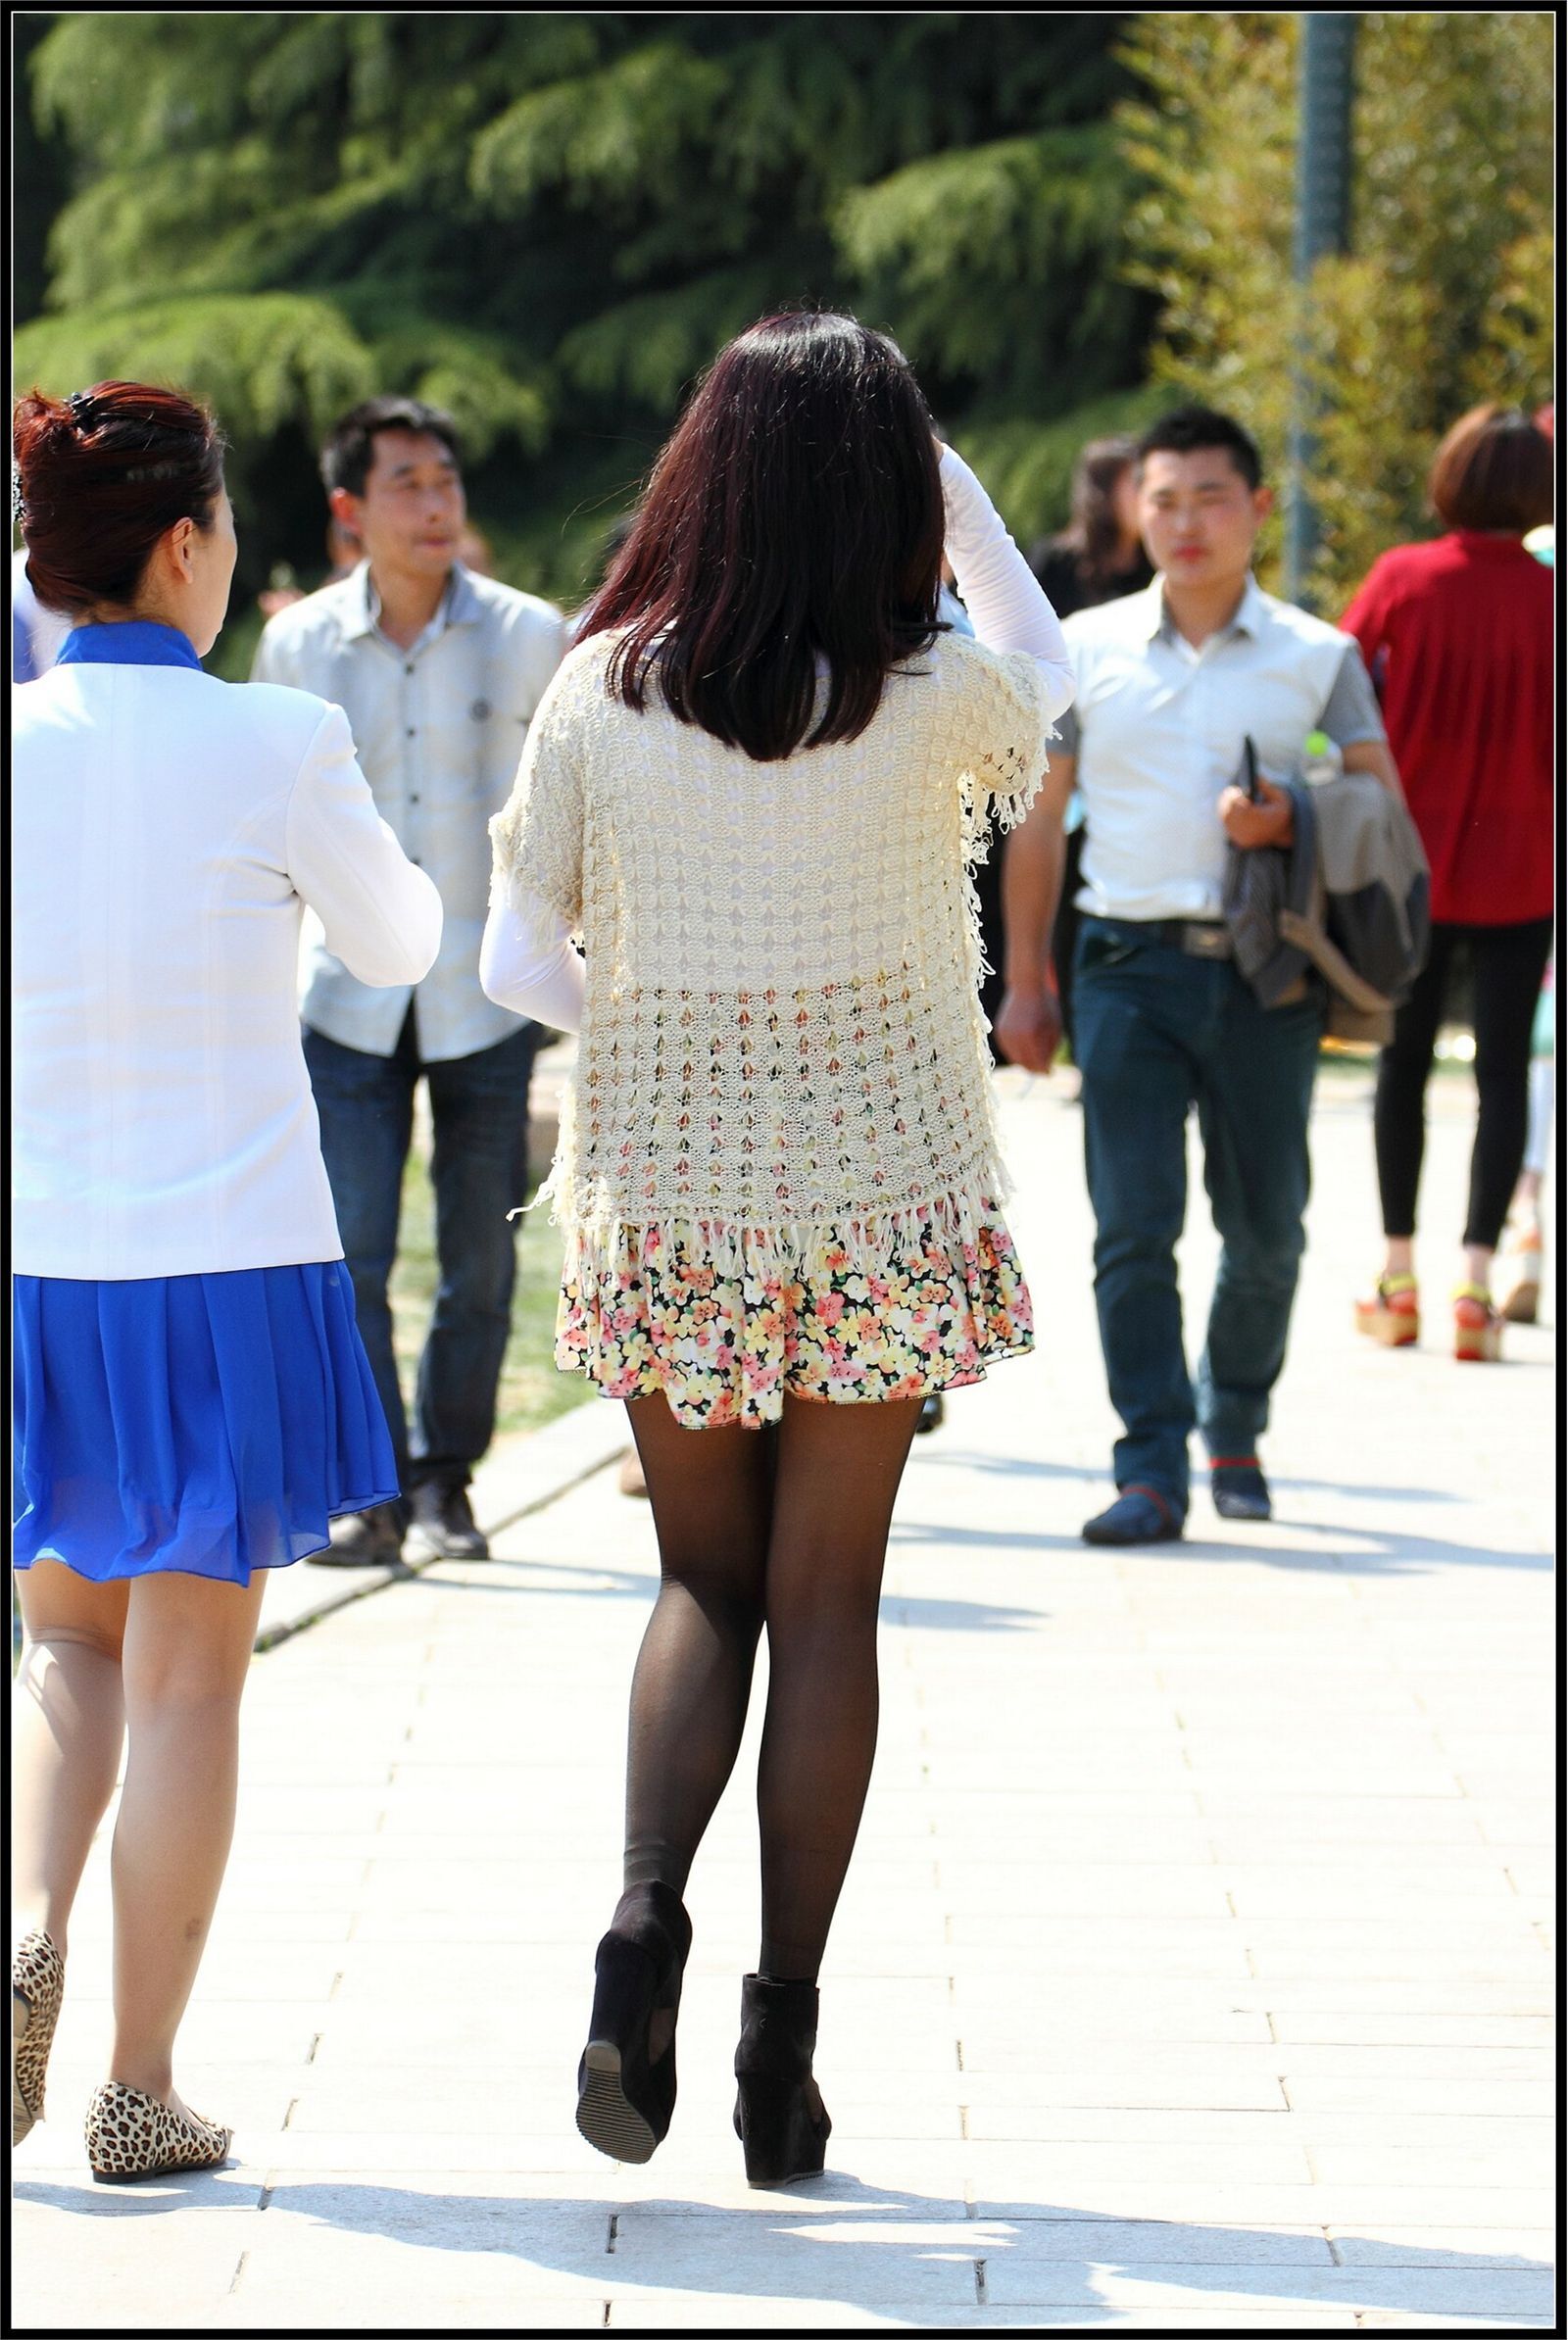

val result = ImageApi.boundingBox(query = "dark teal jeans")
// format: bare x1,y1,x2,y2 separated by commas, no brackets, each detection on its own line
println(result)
1072,918,1324,1517
303,1009,538,1499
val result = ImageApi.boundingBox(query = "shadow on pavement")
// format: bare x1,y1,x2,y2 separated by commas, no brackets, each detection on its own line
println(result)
15,2169,1550,2323
1150,1524,1551,1577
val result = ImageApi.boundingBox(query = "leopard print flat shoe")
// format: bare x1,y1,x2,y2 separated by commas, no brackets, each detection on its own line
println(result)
13,1929,65,2146
85,2082,232,2183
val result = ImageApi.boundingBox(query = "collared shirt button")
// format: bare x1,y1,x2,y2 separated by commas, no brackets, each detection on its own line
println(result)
406,727,416,738
405,664,415,676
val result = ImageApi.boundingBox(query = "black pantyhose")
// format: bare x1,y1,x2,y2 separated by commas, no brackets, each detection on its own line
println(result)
622,1390,922,1983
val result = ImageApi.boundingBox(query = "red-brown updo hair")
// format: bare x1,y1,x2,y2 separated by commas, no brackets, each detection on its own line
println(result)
13,379,226,614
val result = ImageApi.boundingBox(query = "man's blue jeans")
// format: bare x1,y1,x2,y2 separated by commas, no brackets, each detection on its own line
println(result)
303,1010,538,1498
1072,918,1323,1518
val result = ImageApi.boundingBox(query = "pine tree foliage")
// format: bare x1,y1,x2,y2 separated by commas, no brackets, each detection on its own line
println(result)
1117,12,1555,606
16,11,1154,645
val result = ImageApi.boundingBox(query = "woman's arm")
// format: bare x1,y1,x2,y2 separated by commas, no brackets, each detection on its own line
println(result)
939,444,1074,717
286,704,443,986
479,886,586,1033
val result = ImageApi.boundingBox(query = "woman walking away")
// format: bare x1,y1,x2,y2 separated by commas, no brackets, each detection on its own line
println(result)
1343,404,1554,1361
482,312,1073,2183
12,382,441,2180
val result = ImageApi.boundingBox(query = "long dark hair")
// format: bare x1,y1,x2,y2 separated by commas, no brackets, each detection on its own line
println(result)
579,312,946,761
1057,434,1141,590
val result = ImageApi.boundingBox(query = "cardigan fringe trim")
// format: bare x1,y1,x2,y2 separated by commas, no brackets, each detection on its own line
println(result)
519,1161,1018,1287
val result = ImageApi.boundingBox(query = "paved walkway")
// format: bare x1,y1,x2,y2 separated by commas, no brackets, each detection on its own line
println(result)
13,1069,1556,2329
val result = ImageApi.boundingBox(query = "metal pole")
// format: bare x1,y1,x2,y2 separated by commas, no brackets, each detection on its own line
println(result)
1284,13,1357,609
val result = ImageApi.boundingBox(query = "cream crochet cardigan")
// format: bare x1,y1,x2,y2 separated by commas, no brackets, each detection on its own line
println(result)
491,626,1059,1283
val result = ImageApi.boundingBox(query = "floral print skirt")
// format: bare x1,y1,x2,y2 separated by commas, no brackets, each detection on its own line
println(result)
556,1201,1033,1430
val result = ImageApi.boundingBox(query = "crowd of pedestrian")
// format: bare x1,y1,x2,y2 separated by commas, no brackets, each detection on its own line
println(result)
11,327,1554,2190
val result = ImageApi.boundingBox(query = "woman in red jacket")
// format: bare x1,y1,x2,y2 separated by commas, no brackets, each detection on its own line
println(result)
1344,405,1553,1360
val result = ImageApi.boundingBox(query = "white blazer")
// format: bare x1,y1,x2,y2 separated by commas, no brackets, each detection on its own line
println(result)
14,661,443,1280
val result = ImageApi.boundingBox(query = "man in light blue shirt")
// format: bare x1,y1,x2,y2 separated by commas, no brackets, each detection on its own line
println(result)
253,397,568,1565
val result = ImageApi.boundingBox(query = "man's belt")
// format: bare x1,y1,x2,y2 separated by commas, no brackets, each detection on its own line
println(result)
1096,916,1235,960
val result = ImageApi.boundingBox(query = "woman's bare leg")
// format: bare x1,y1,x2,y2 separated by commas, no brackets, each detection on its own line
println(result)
756,1393,922,1980
109,1568,267,2106
13,1562,130,1958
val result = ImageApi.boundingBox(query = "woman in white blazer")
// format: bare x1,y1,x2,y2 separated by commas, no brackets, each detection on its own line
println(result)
11,381,442,2182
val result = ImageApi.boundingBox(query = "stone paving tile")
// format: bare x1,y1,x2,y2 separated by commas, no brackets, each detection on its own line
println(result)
1242,1976,1552,2014
1354,2319,1555,2332
1327,2225,1553,2268
887,2316,1365,2331
8,2198,257,2329
1266,2013,1552,2046
958,2073,1291,2117
981,2262,1556,2315
981,2219,1338,2267
966,2182,1559,2231
1284,2079,1551,2117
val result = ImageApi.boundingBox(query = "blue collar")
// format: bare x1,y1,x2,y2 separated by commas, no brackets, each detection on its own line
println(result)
55,620,204,671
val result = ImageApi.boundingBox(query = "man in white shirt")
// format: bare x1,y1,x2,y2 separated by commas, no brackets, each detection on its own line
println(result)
253,398,568,1565
998,407,1399,1544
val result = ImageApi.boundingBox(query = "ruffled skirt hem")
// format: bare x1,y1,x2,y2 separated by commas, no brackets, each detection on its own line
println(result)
555,1197,1033,1431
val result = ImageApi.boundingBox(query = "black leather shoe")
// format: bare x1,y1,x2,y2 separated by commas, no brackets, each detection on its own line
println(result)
913,1393,945,1435
1081,1487,1184,1546
405,1482,488,1560
576,1882,693,2165
1210,1460,1272,1521
311,1501,405,1567
733,1975,832,2186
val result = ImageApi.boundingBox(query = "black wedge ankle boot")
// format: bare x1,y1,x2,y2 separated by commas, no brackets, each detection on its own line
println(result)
732,1974,832,2186
575,1881,692,2165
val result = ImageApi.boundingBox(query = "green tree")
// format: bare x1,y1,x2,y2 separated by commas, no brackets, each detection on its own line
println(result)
1117,11,1554,607
16,13,1156,672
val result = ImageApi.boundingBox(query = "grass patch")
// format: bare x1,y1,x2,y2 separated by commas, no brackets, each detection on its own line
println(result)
389,1145,590,1442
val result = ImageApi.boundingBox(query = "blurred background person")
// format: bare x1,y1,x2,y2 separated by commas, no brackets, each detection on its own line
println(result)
1027,435,1155,619
12,542,72,679
456,522,494,576
255,513,364,622
1498,402,1555,1325
1345,404,1554,1362
974,438,1154,1066
1496,953,1553,1324
1523,396,1553,567
253,396,570,1565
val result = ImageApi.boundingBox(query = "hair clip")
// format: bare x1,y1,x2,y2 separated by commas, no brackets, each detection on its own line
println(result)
67,389,93,425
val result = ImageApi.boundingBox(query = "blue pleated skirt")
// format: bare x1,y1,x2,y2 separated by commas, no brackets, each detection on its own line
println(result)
12,1262,400,1586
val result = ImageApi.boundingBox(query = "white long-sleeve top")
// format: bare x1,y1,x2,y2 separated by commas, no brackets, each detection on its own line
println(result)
14,661,443,1279
479,444,1069,1033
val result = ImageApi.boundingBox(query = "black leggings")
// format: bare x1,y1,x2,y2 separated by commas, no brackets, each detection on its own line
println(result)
1375,917,1554,1248
620,1389,921,1982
